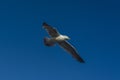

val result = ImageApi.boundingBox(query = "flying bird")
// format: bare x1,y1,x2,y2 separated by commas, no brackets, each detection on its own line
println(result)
43,22,85,63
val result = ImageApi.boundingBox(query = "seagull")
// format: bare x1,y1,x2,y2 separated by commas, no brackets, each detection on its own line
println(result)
43,22,85,63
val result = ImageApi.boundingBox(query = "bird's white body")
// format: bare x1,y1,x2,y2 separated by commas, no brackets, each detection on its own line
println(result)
54,35,70,42
44,35,70,46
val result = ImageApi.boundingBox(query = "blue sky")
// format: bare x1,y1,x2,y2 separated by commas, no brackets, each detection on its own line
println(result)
0,0,120,80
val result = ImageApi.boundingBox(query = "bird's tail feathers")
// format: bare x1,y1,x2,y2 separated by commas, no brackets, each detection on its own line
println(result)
44,37,55,46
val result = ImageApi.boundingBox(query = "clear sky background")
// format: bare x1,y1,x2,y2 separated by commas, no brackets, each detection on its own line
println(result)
0,0,120,80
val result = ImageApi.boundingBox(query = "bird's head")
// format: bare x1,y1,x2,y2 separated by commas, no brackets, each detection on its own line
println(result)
63,35,70,40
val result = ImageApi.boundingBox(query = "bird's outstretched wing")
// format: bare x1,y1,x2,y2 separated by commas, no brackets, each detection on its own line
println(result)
58,41,85,63
43,22,60,37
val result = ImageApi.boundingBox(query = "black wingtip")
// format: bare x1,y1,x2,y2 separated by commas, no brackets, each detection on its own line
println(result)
78,60,85,63
74,54,85,63
77,58,85,63
42,22,49,29
80,60,85,63
43,22,48,26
